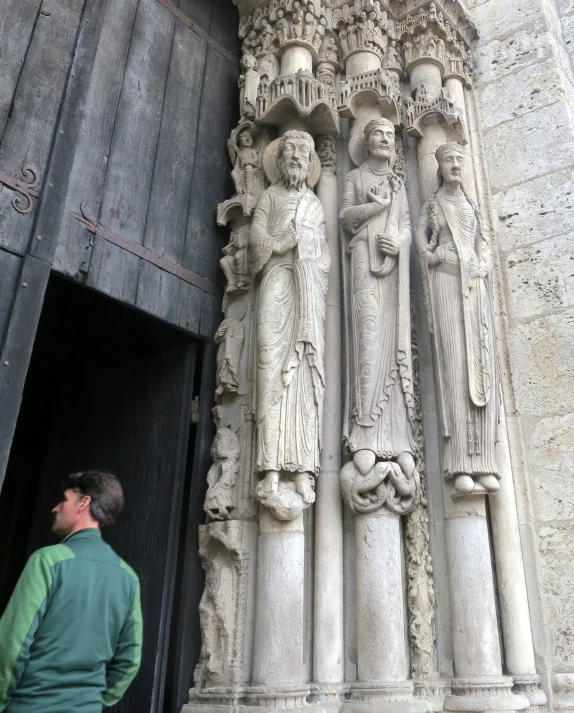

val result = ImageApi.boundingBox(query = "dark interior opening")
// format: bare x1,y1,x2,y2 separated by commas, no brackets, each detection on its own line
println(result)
0,274,203,713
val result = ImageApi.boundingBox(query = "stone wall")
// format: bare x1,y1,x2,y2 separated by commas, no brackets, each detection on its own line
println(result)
468,0,574,705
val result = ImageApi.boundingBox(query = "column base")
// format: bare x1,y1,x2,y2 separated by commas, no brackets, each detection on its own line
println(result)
444,677,529,713
342,680,431,713
309,682,348,713
513,674,548,713
413,677,452,712
184,685,330,713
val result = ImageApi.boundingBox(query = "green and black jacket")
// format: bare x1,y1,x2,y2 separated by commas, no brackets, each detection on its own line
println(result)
0,528,142,713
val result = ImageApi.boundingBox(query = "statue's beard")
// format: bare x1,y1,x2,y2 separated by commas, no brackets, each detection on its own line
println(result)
279,163,309,190
370,145,393,163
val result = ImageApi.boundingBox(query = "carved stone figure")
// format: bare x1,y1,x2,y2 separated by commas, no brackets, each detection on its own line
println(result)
414,143,500,495
404,39,414,65
303,11,316,44
387,40,403,70
319,35,337,63
291,1,304,39
250,130,329,520
204,428,241,520
259,18,275,52
215,318,244,396
313,16,327,50
221,226,250,293
242,29,259,56
317,135,336,174
239,54,260,118
340,118,418,511
230,127,263,197
276,8,289,45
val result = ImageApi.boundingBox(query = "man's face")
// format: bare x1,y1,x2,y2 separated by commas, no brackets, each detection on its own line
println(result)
367,126,395,161
280,138,311,188
439,150,464,184
52,488,85,537
240,132,253,148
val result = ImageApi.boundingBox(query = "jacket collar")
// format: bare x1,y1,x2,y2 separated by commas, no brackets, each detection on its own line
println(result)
62,528,102,543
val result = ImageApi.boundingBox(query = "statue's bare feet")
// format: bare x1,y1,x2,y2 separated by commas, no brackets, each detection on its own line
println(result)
454,474,474,494
295,472,316,504
479,474,500,493
256,470,279,499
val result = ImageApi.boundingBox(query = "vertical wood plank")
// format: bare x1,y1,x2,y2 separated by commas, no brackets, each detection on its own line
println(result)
0,0,42,137
177,0,212,34
209,0,241,55
183,46,239,284
0,255,51,485
0,250,24,349
49,0,141,275
143,24,207,263
87,0,176,303
136,261,181,324
0,0,86,255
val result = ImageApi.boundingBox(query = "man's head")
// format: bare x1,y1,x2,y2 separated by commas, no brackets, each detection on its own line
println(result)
276,130,314,190
435,142,464,186
239,129,254,148
364,118,396,165
52,470,124,537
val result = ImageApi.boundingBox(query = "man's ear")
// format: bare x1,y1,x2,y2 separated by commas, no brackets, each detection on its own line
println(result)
78,494,92,513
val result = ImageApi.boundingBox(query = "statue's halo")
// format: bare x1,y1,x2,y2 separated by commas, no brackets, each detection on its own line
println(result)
262,138,322,187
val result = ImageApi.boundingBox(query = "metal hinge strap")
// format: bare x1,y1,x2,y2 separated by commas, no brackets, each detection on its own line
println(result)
0,165,40,215
71,202,219,297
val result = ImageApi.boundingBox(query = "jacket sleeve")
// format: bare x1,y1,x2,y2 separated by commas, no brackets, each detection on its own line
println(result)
102,577,143,708
0,549,61,711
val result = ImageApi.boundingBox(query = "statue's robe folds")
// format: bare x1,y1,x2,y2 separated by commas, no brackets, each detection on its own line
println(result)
250,184,329,475
340,164,416,458
415,190,500,478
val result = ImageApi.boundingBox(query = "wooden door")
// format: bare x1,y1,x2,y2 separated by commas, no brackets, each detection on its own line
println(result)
27,344,197,713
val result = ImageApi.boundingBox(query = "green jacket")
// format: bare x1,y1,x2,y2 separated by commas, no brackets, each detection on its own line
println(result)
0,528,142,712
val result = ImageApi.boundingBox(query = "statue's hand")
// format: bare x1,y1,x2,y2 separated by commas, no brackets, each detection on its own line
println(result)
273,219,298,255
377,233,400,256
367,183,391,208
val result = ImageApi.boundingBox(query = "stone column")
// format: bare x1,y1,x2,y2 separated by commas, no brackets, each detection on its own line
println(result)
443,75,476,202
314,137,345,696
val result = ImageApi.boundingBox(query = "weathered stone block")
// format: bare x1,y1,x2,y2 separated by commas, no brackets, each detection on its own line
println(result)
492,169,574,252
471,0,545,43
478,60,565,129
505,233,574,319
538,522,574,668
531,413,574,522
484,101,574,193
474,27,553,86
507,310,574,417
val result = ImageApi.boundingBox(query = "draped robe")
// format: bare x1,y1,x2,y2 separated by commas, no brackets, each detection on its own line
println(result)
250,184,329,475
340,163,416,458
415,189,500,478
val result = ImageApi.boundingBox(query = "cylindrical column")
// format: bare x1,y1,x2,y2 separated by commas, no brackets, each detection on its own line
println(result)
409,61,443,101
314,151,345,686
281,45,312,75
444,76,476,202
356,511,407,682
252,510,305,686
346,50,380,77
416,117,448,203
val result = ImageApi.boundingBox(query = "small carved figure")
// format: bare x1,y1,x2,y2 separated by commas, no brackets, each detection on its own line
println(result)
437,38,445,63
428,2,438,22
204,428,241,520
215,318,244,395
238,54,260,118
276,8,290,45
259,18,275,52
291,1,304,39
221,227,250,293
413,33,425,59
230,128,263,197
313,16,327,51
303,11,316,43
317,135,336,174
319,35,337,63
242,30,259,56
403,39,414,65
441,86,455,113
415,143,500,496
426,31,437,57
250,130,329,520
387,40,403,70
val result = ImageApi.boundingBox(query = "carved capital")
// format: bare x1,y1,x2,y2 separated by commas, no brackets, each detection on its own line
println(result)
404,86,466,142
334,2,391,62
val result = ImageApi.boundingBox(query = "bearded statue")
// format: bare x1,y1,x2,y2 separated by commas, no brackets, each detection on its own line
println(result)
249,130,330,521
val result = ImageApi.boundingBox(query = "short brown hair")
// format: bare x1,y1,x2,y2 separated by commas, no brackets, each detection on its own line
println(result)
62,470,124,527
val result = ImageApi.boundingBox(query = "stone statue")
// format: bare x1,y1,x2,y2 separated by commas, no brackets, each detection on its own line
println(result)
259,18,275,52
220,226,250,293
339,118,418,513
291,1,304,39
238,54,260,118
229,127,264,197
303,11,316,44
215,318,244,396
414,143,500,495
387,40,402,70
276,8,290,45
242,30,259,56
250,130,329,520
204,428,241,520
313,16,327,51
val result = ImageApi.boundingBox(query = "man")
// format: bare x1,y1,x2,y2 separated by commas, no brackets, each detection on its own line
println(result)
249,130,329,520
339,118,418,496
0,471,142,712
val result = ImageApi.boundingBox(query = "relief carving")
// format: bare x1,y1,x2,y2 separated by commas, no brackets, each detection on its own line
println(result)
414,143,500,496
228,123,266,199
215,319,245,397
204,428,241,520
339,118,419,514
250,130,329,520
221,227,251,295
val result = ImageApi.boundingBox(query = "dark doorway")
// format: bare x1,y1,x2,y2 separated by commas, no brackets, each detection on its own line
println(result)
0,275,203,713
